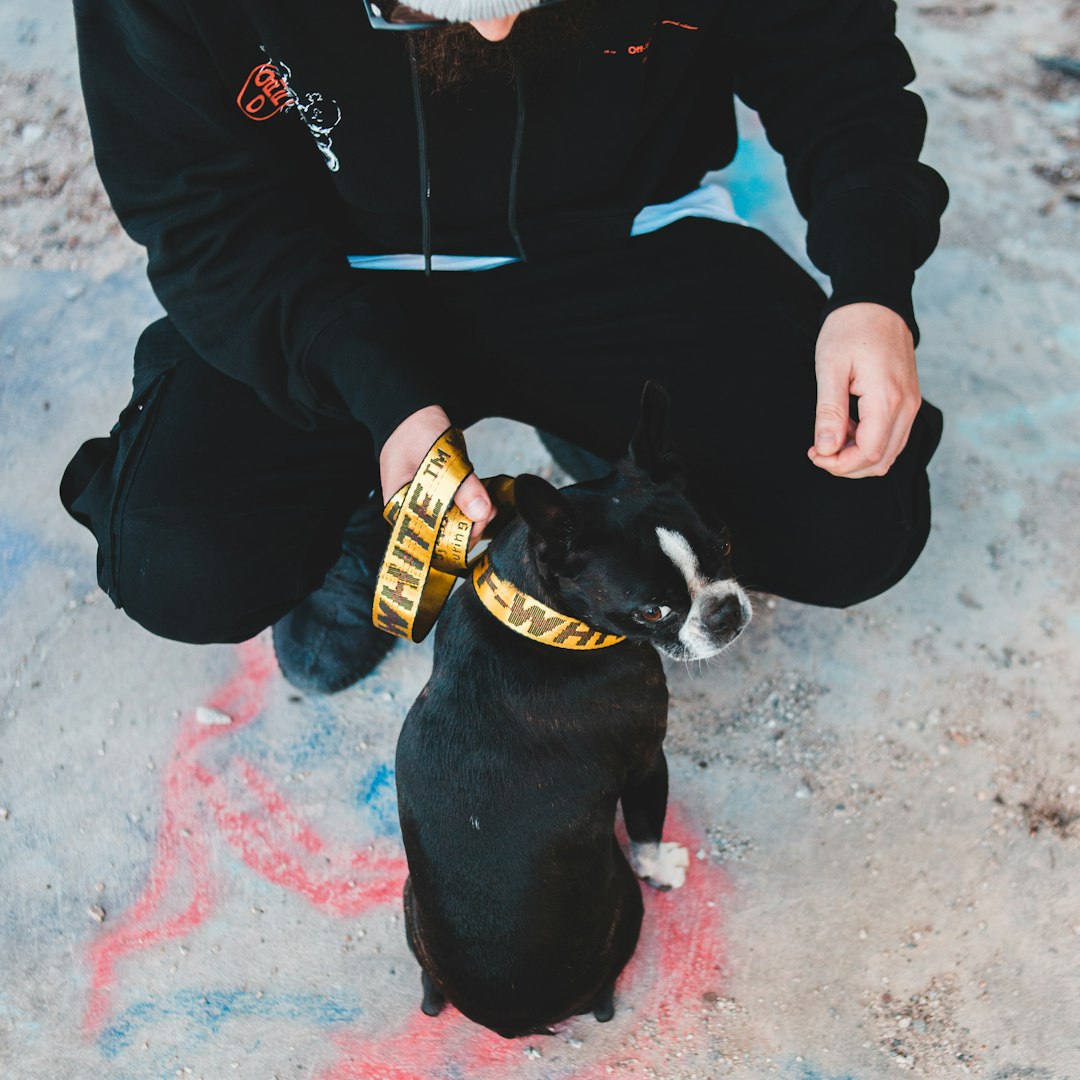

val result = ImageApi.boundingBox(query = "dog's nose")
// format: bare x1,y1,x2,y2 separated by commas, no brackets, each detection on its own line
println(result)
702,594,743,638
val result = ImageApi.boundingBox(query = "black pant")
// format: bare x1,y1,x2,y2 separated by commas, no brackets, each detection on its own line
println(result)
60,219,943,644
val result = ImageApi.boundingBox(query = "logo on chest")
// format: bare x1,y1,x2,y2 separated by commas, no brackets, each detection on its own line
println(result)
600,18,699,61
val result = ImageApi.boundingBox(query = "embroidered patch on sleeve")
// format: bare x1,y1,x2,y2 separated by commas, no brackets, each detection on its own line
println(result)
237,52,343,173
236,62,294,121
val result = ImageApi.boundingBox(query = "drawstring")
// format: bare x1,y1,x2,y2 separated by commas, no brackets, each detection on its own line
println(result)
408,45,528,272
508,61,528,263
408,41,433,277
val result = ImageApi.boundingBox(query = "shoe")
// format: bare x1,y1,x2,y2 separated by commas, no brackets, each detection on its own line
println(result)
272,494,396,693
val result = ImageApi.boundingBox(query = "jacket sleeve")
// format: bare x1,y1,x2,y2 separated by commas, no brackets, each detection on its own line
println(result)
725,0,949,344
74,0,435,449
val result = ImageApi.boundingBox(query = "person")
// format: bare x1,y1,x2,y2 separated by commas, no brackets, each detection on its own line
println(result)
61,0,948,693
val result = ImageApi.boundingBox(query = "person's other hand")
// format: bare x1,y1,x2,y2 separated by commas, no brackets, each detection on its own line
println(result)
379,405,495,539
807,302,921,479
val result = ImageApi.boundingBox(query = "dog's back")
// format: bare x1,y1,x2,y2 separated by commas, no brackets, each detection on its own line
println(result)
396,581,667,1036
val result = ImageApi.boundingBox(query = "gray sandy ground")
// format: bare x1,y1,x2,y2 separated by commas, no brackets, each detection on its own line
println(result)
2,2,1079,1078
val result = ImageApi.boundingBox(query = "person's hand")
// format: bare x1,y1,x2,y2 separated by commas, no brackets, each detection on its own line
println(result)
807,302,921,479
379,405,496,539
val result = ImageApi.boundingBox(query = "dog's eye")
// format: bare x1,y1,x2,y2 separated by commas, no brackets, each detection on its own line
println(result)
720,539,732,558
634,604,671,623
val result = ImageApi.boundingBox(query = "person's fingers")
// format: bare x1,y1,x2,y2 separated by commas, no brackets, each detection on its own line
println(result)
453,473,494,542
838,402,919,479
377,406,499,546
809,302,921,479
812,355,853,457
810,396,891,475
809,397,919,478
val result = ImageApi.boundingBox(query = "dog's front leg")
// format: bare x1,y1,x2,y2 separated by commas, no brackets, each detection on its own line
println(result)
621,750,689,890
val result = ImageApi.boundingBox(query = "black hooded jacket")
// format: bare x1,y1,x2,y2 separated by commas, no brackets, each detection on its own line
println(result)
75,0,948,450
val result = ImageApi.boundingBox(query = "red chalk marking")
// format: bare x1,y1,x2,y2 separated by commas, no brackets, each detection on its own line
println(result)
316,808,731,1079
233,758,326,855
203,761,405,914
83,636,405,1032
83,635,732,1080
83,639,272,1032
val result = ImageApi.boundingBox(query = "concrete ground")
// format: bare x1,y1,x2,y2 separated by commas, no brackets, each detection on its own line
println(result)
3,2,1080,1078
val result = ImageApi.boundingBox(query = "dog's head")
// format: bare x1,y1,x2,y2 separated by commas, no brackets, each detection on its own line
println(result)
515,382,751,661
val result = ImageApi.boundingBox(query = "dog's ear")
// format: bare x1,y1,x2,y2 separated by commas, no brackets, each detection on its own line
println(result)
628,380,683,486
514,473,578,567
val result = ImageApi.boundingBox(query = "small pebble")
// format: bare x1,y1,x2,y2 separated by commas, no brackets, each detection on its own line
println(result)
195,706,232,726
88,904,106,923
0,807,9,821
524,1046,542,1059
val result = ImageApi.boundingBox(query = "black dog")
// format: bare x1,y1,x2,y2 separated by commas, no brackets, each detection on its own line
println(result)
395,383,750,1038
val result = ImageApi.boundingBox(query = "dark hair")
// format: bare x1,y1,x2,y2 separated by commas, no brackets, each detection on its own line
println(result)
408,0,595,93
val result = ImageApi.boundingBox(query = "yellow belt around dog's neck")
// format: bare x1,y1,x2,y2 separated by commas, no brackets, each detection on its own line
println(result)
470,552,625,651
371,427,624,650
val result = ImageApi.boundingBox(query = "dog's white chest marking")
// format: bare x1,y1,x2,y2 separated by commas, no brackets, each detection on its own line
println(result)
630,841,689,890
469,816,480,830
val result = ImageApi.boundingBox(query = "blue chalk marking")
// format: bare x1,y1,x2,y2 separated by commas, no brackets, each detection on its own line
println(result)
285,697,347,767
999,489,1024,521
791,1065,862,1080
1057,324,1080,358
956,391,1080,464
0,523,44,604
357,762,400,839
98,988,361,1060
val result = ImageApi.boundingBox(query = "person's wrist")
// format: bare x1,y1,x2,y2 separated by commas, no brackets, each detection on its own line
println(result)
821,301,913,346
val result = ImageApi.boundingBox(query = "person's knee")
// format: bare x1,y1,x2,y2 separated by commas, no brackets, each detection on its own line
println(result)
730,462,935,610
807,476,934,609
114,513,280,644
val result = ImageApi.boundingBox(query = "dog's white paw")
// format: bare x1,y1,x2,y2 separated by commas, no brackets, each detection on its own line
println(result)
630,841,689,890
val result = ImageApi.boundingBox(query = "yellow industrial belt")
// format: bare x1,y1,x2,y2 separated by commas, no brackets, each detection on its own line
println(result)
372,427,624,651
